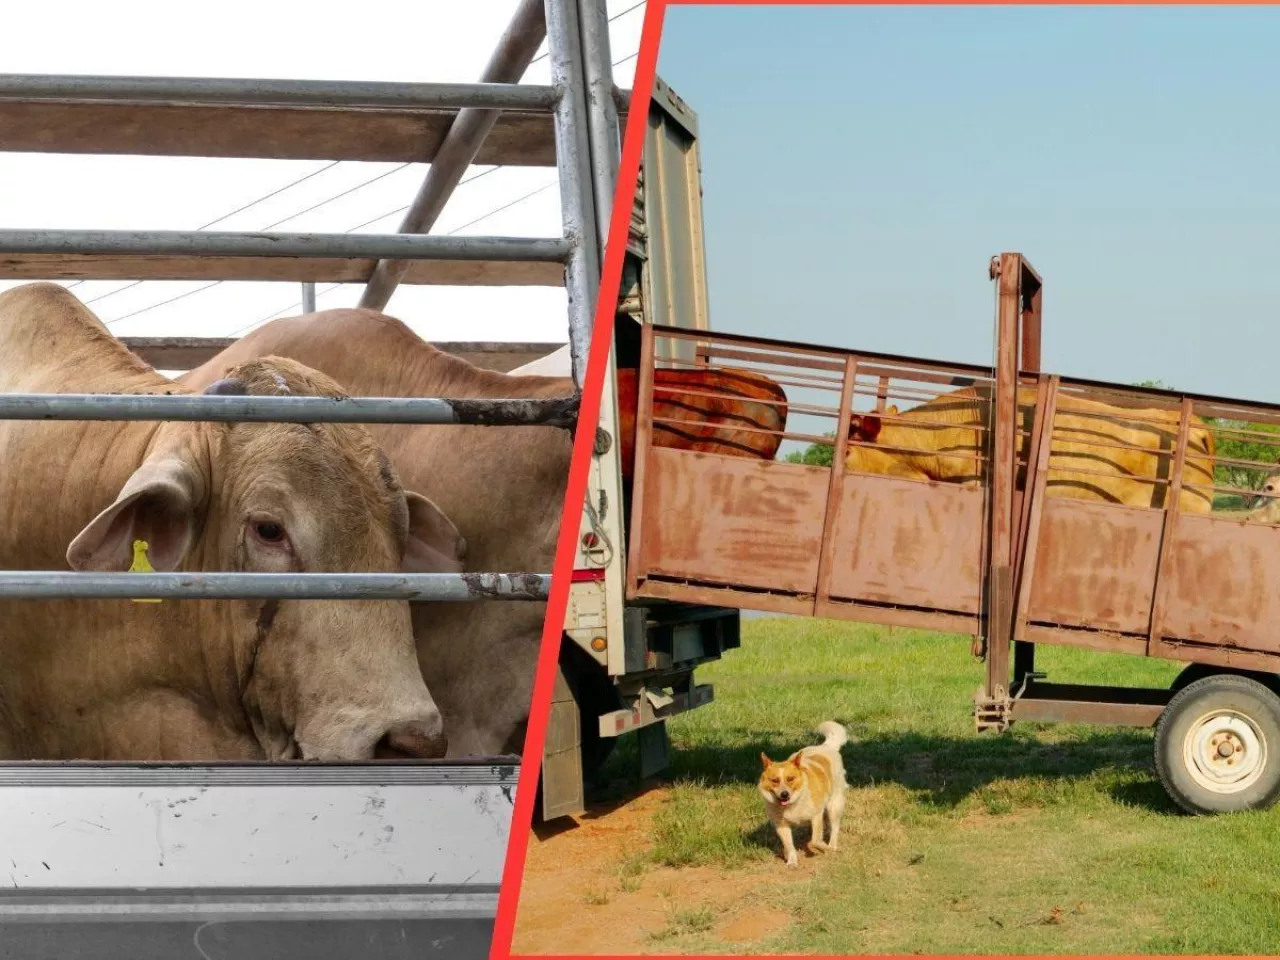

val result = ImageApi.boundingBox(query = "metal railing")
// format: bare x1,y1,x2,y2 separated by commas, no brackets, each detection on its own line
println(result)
0,0,622,604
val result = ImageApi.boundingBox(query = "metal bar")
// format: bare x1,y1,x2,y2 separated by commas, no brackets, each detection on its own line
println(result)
0,572,550,601
301,281,316,313
875,374,890,412
1022,682,1172,706
982,253,1023,696
0,230,570,262
1011,697,1163,727
547,0,603,391
1147,397,1195,653
0,890,500,922
625,324,657,598
359,0,548,311
655,323,995,377
0,393,579,427
0,74,558,110
1021,271,1043,372
577,0,621,257
1012,377,1060,644
1013,377,1051,584
812,356,859,618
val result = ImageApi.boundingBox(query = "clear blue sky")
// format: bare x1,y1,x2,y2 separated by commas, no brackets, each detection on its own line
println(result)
656,5,1280,400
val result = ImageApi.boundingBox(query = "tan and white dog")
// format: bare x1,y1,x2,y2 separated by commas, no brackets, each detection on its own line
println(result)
758,721,848,867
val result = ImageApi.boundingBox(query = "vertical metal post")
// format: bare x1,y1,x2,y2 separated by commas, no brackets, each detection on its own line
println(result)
1012,263,1043,690
358,0,547,312
1147,397,1195,654
577,0,620,259
546,0,602,391
984,253,1022,705
301,282,317,313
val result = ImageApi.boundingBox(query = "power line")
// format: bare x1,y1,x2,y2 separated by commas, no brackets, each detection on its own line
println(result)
528,0,644,66
100,163,416,324
83,160,343,305
345,166,502,233
258,162,413,232
101,23,643,330
104,280,224,325
229,179,559,337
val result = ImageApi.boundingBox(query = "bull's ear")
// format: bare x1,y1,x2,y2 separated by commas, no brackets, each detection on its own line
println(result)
402,491,466,574
67,457,205,572
848,413,883,444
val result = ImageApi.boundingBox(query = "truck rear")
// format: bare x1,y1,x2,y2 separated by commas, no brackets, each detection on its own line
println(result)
544,78,741,820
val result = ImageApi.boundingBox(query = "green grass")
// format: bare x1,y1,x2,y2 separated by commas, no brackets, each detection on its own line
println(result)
588,619,1280,954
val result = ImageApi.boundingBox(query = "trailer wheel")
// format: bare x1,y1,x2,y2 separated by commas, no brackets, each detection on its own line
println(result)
1170,663,1280,698
1155,674,1280,815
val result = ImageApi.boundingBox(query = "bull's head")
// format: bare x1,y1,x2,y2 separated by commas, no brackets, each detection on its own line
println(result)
65,357,465,761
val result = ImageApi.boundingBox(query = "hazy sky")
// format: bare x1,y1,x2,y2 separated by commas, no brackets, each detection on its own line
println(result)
0,0,644,345
656,5,1280,402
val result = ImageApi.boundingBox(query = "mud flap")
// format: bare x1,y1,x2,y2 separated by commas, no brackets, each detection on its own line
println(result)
540,665,585,820
637,721,670,779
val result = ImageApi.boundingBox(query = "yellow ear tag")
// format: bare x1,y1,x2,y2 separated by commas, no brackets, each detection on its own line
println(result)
129,539,162,603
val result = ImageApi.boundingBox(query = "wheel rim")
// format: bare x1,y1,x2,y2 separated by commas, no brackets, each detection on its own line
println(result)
1183,709,1268,794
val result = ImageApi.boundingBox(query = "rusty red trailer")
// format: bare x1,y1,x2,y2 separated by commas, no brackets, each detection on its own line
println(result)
624,252,1280,815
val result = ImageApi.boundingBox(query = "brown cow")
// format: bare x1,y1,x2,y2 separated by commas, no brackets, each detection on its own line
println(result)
845,384,1216,513
615,366,788,478
0,284,463,761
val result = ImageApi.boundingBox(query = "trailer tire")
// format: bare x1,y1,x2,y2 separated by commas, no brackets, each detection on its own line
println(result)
1170,663,1280,698
1155,674,1280,815
559,640,622,780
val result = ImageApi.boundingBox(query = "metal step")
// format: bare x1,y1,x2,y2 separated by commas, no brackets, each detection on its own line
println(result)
0,762,515,958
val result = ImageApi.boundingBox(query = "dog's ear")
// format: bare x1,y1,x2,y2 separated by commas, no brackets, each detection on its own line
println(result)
760,752,772,770
790,754,803,768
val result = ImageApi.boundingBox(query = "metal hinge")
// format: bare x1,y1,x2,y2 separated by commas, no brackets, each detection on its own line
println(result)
974,688,1012,733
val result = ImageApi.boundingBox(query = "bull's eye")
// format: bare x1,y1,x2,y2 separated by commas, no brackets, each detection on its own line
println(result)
253,521,286,544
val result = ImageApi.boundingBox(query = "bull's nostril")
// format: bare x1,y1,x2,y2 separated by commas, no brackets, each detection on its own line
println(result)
374,721,448,760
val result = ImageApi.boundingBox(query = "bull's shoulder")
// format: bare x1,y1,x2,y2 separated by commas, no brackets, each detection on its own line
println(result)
0,282,160,389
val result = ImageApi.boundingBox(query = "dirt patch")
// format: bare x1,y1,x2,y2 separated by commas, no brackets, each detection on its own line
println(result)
511,788,822,954
717,906,792,944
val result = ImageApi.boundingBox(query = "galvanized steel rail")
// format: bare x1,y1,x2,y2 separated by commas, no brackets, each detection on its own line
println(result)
0,74,560,111
0,230,570,263
0,572,550,601
0,393,579,428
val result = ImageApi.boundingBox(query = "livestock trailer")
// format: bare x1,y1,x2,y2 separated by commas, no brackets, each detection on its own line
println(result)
620,249,1280,816
0,0,624,954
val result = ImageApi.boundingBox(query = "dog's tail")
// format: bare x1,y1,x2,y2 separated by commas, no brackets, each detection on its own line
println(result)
815,720,848,750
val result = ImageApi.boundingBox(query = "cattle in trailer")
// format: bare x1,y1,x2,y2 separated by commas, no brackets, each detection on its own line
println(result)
615,366,789,479
1247,466,1280,522
0,283,461,762
845,384,1217,513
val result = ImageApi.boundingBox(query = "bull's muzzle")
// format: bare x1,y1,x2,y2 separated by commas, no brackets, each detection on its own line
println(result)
373,720,448,759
